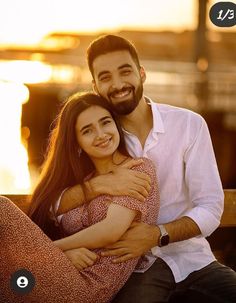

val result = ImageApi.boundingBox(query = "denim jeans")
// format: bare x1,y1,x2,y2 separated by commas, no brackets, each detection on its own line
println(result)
112,258,236,303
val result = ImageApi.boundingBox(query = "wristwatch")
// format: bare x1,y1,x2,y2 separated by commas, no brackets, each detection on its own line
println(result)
158,225,170,247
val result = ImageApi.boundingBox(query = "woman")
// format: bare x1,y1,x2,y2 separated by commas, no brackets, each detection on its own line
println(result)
0,92,159,303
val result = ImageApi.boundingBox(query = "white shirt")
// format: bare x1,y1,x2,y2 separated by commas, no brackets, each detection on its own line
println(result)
124,98,224,282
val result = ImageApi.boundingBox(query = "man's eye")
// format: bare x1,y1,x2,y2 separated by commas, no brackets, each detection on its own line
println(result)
122,70,131,75
100,75,111,82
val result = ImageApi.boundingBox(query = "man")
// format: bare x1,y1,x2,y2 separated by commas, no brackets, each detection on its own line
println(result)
56,35,236,302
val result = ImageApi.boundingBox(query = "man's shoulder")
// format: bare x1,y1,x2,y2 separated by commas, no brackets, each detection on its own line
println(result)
154,102,194,115
153,102,202,121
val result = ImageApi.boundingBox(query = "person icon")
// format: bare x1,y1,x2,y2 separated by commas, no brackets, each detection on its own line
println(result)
10,269,35,294
16,276,29,288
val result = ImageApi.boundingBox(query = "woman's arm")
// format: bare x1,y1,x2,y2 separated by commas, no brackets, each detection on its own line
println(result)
54,203,137,251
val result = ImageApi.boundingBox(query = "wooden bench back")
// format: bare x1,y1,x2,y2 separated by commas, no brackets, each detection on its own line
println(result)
3,189,236,228
221,190,236,227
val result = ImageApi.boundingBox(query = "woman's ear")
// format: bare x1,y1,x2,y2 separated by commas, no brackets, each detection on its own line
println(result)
140,66,146,83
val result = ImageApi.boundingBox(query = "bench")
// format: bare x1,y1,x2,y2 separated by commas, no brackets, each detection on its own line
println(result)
3,189,236,270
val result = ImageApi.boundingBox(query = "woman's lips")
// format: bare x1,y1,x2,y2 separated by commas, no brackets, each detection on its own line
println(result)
95,137,112,148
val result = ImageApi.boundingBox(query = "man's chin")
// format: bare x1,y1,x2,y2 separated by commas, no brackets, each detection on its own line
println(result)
112,102,138,115
109,95,132,104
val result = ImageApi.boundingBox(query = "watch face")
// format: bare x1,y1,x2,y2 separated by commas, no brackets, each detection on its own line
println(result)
161,234,170,246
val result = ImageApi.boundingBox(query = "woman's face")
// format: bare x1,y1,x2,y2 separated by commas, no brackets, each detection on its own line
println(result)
75,105,120,159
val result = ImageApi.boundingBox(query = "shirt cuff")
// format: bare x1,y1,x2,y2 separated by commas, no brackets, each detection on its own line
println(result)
184,207,221,237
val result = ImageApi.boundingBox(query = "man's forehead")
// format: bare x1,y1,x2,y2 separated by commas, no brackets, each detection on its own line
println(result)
92,50,135,73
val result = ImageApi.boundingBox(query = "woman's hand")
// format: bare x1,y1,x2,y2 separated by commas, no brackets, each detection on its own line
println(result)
64,247,99,270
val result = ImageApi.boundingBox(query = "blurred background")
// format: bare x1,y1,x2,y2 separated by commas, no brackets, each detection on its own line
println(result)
0,0,235,194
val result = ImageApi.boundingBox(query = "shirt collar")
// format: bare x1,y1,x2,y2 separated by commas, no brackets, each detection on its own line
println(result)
122,96,165,135
145,96,165,134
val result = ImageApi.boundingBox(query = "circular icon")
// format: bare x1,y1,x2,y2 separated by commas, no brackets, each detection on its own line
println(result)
16,276,29,288
10,269,35,294
209,2,236,27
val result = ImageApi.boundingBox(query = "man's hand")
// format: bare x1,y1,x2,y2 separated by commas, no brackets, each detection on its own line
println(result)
64,247,99,270
91,159,151,201
101,222,159,263
57,159,151,215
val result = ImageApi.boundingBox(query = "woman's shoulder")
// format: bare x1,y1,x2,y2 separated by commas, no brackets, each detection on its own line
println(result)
131,157,156,175
134,157,155,166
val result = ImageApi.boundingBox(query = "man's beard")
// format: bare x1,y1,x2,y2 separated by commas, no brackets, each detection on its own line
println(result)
108,82,143,116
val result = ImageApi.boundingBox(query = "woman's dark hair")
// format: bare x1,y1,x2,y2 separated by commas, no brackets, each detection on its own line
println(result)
28,92,129,236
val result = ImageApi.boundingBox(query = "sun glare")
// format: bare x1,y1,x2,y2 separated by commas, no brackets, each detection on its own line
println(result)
0,81,31,194
0,0,197,47
0,60,52,84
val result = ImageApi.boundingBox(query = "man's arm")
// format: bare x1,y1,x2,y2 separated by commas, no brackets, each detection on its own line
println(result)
101,216,200,263
102,115,224,263
57,158,151,215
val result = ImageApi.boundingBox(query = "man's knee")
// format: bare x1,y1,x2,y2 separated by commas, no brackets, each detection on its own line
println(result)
113,258,175,303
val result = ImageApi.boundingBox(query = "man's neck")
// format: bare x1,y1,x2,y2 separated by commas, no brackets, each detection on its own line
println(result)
119,97,153,147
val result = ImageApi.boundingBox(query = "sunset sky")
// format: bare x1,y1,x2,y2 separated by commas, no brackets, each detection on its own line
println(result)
0,0,234,46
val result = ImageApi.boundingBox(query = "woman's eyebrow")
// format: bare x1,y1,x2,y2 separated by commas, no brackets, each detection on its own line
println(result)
80,116,111,132
80,124,92,132
99,116,112,122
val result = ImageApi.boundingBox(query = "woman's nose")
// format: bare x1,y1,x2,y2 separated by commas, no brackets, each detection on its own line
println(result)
95,127,106,139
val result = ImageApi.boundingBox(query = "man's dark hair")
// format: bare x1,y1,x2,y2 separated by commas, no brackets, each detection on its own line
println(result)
87,34,141,77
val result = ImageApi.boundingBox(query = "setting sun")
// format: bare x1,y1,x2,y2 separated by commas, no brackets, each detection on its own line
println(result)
0,81,31,194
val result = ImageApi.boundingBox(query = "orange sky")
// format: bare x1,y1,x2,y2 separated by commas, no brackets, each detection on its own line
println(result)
0,0,235,46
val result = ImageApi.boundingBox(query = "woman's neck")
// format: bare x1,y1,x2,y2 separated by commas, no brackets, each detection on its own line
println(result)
92,151,129,175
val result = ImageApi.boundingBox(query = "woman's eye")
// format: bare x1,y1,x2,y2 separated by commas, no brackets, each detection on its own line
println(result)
103,120,112,125
82,129,92,135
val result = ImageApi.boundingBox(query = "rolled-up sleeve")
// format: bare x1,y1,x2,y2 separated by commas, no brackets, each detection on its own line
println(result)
183,114,224,237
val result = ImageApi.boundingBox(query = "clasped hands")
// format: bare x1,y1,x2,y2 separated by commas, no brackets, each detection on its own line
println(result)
63,221,158,270
59,158,157,270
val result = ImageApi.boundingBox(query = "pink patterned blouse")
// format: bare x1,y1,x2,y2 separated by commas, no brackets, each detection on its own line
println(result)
60,157,160,302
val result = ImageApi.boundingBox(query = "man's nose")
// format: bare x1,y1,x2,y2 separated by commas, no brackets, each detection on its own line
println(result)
111,75,123,90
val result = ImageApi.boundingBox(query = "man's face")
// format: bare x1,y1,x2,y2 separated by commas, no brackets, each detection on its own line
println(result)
92,50,146,115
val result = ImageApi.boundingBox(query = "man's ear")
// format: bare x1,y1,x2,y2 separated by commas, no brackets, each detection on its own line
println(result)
140,66,146,83
92,79,99,94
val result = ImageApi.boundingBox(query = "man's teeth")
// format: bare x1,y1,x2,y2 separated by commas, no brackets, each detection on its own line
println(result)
114,90,130,98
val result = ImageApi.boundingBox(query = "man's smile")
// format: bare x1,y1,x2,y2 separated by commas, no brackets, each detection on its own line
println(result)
109,87,133,100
